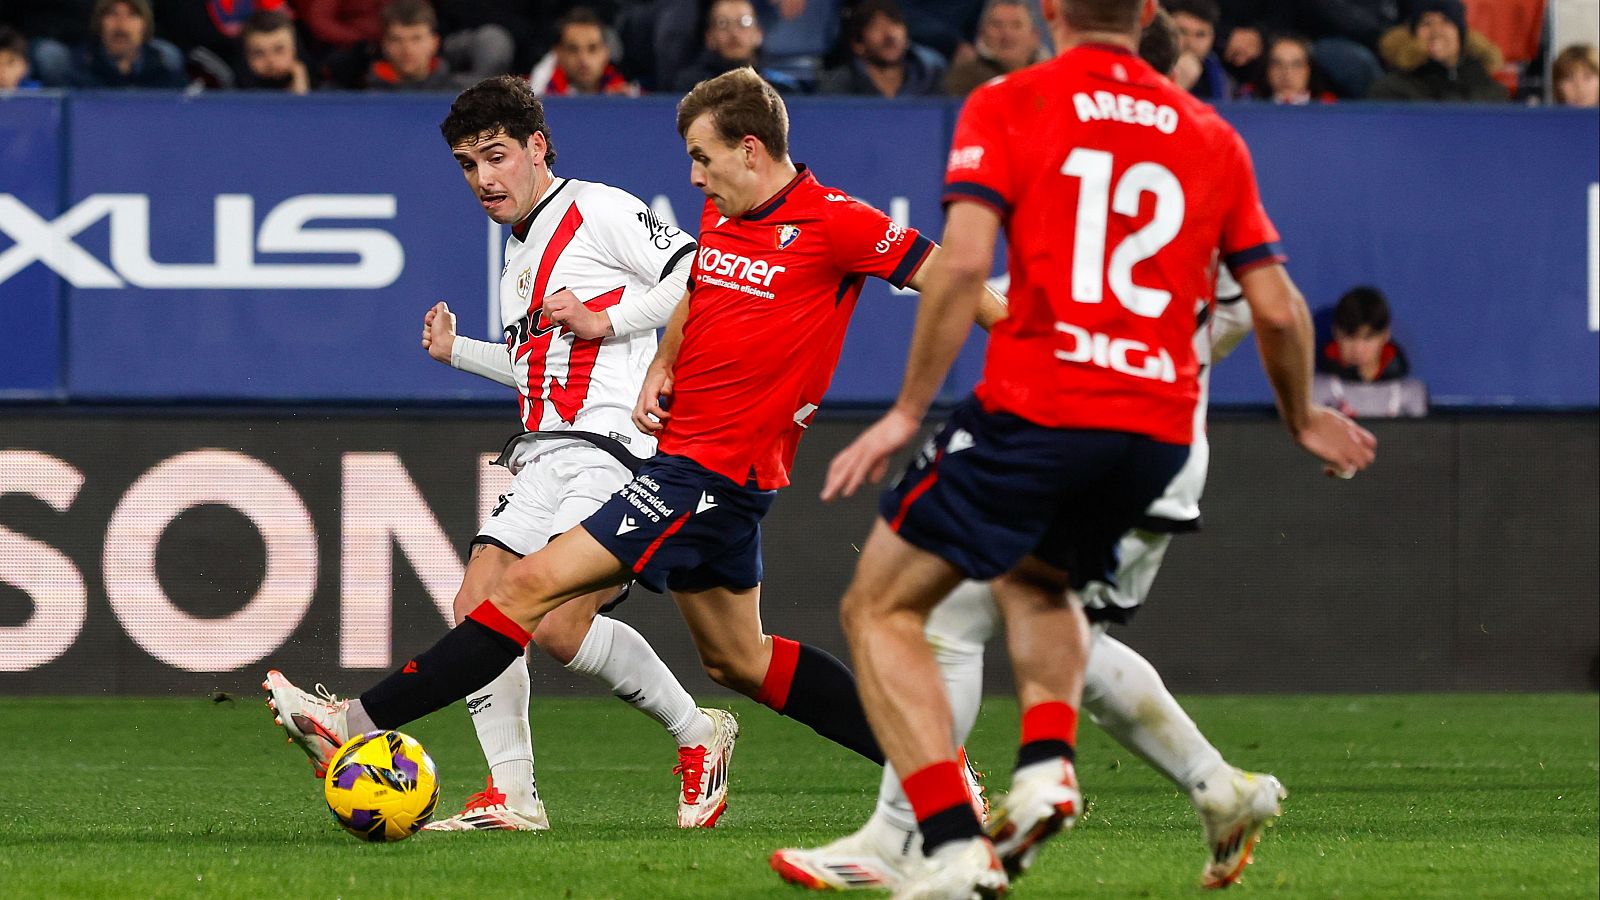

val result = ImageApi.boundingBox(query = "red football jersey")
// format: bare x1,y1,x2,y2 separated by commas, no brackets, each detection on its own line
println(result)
659,166,933,488
945,43,1284,444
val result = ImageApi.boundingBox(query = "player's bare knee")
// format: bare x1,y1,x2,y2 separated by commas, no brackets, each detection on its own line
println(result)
491,559,563,624
531,614,584,665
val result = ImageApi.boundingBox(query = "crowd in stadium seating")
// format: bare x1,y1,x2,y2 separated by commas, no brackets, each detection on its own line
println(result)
0,0,1594,104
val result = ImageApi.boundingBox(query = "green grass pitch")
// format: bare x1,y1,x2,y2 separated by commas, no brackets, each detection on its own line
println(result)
0,693,1593,898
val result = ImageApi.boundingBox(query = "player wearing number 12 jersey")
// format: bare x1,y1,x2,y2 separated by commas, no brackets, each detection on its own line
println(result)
821,0,1376,895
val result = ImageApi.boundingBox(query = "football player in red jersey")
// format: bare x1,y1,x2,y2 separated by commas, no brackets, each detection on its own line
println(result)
263,67,1007,826
820,0,1376,894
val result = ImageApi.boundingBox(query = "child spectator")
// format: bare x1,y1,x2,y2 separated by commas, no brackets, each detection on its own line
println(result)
1243,33,1336,104
239,9,312,92
531,7,637,96
1552,43,1599,107
0,27,42,90
1314,286,1427,418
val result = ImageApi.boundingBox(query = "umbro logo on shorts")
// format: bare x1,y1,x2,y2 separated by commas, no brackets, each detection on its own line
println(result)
697,492,718,514
618,516,640,535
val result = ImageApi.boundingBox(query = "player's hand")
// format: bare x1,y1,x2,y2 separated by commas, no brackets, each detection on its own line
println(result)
1171,52,1203,90
544,288,614,340
422,301,456,364
822,407,920,501
1294,405,1377,479
1224,27,1263,67
633,361,674,434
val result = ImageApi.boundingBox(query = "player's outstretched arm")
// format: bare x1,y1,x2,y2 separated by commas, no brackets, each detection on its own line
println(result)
823,201,999,501
1237,264,1376,477
905,245,1009,332
423,300,517,388
632,287,693,434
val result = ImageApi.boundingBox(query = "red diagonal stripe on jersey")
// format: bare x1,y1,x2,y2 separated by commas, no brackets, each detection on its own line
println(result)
518,203,585,430
548,286,626,423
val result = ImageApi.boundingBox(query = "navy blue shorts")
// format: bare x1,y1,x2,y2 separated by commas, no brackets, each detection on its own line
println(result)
879,398,1188,590
584,453,776,594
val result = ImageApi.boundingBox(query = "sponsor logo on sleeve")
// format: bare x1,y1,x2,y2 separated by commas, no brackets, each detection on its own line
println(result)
947,146,985,172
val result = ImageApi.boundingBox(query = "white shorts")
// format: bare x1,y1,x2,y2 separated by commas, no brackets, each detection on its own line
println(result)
474,442,634,557
1078,529,1173,624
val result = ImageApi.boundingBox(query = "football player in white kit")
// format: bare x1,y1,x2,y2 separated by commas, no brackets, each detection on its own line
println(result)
771,268,1289,891
294,75,733,832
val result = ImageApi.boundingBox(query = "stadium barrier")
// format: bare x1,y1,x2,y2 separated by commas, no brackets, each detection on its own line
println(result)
1,412,1593,696
0,93,1596,408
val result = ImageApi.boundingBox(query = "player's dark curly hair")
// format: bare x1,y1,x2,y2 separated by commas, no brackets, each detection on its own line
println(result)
1138,7,1180,76
439,75,557,168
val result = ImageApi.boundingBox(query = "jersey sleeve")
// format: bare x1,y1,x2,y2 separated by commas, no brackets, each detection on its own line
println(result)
942,83,1012,218
1217,131,1287,276
822,195,932,288
584,185,698,293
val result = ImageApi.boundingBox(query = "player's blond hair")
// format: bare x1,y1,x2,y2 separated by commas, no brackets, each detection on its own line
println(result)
675,67,789,161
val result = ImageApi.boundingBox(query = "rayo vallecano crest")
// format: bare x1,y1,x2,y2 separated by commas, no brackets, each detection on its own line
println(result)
516,267,533,299
775,224,802,250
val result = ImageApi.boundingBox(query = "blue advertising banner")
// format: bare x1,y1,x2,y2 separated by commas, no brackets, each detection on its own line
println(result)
0,94,1593,407
0,93,65,399
1209,105,1600,408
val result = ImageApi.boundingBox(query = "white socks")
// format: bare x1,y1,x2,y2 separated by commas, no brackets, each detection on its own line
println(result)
466,651,539,810
1081,631,1228,795
876,580,998,833
565,615,714,749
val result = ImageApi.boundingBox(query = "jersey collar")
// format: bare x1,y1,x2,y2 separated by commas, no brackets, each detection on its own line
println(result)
511,176,571,242
1075,42,1136,57
742,165,814,222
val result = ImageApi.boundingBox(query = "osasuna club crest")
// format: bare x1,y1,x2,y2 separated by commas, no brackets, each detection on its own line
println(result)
775,224,801,249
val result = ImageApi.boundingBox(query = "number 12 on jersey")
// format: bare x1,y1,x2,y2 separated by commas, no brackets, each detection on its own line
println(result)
1060,148,1185,319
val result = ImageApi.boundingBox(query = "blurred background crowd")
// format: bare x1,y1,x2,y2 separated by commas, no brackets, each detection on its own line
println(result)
0,0,1595,105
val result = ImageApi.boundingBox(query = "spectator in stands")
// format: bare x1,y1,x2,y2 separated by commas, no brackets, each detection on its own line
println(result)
433,0,518,82
1166,0,1232,101
1214,0,1392,99
1369,0,1503,102
817,0,944,97
365,0,463,90
1314,286,1427,418
942,0,1044,96
238,10,313,92
1242,33,1336,104
672,0,801,92
31,0,187,89
157,0,294,88
0,27,41,91
1552,44,1599,107
531,6,638,96
896,0,984,64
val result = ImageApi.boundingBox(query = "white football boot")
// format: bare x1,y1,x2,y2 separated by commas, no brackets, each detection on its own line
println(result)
421,776,550,832
1195,768,1286,889
768,749,988,892
264,669,351,779
891,837,1008,900
675,708,738,828
770,815,922,891
984,757,1080,880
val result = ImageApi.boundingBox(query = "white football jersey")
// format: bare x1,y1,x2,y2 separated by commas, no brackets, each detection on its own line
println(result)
1144,266,1253,527
498,177,695,467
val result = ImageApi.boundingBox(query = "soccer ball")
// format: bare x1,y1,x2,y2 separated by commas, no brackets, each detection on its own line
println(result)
322,730,440,842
